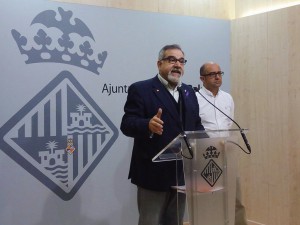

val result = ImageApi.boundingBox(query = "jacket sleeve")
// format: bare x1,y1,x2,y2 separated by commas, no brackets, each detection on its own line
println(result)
120,83,151,138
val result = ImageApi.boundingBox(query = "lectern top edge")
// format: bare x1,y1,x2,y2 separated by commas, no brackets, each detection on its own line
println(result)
152,129,248,162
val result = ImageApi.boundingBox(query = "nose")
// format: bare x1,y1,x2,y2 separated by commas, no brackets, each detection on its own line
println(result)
174,60,182,66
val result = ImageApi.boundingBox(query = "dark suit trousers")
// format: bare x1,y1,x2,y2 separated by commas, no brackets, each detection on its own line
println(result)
137,186,186,225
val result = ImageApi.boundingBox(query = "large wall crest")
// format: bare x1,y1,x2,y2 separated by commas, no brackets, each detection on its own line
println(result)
0,7,118,200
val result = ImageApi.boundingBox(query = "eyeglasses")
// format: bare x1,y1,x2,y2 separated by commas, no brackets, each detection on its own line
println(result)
202,71,224,78
161,56,187,65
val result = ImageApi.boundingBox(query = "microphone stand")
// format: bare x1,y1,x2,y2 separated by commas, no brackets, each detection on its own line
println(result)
195,87,251,154
178,86,193,159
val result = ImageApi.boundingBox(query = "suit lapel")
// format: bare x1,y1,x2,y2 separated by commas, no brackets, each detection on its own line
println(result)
151,76,180,122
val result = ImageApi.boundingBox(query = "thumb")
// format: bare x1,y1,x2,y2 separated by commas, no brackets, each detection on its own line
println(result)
156,108,162,119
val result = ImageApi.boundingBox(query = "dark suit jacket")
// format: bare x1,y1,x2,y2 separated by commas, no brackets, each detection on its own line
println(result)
120,75,205,191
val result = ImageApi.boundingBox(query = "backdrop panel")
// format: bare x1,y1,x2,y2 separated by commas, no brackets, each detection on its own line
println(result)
0,0,230,224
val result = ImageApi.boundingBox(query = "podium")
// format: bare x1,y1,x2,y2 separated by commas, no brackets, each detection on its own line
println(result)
152,129,244,225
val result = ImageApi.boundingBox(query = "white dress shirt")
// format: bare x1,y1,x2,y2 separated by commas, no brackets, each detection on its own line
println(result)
196,86,234,131
158,74,180,102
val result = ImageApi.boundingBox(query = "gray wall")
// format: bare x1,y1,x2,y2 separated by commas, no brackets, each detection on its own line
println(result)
0,0,230,224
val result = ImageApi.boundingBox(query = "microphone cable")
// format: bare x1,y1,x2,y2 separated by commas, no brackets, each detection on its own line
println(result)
194,87,251,154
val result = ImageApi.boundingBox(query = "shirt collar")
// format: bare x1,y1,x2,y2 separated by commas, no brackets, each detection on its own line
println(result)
202,86,219,97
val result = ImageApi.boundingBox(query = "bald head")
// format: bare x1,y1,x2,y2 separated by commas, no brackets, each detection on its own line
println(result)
199,62,223,96
200,62,220,76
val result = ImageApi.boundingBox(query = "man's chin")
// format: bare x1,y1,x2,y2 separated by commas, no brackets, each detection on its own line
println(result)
168,75,181,85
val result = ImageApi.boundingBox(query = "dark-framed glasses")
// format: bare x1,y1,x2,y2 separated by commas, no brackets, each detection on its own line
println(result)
203,71,224,78
161,56,187,65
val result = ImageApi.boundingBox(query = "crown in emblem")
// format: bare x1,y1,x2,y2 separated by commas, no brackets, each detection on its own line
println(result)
11,7,107,75
203,146,220,159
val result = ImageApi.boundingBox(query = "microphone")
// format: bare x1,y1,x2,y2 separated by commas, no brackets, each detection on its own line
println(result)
177,86,193,158
194,87,251,154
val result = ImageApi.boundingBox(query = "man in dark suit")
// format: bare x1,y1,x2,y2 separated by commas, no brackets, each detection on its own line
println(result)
120,44,205,225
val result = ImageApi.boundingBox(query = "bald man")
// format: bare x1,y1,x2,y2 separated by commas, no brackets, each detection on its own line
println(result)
196,62,248,225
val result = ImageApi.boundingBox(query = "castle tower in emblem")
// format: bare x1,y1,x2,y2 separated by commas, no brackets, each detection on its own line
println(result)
39,141,66,167
70,104,92,127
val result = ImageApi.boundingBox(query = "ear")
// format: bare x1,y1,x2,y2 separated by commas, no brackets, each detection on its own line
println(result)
200,76,205,82
157,60,162,67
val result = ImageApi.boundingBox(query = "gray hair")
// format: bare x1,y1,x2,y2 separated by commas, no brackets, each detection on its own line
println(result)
158,44,184,60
